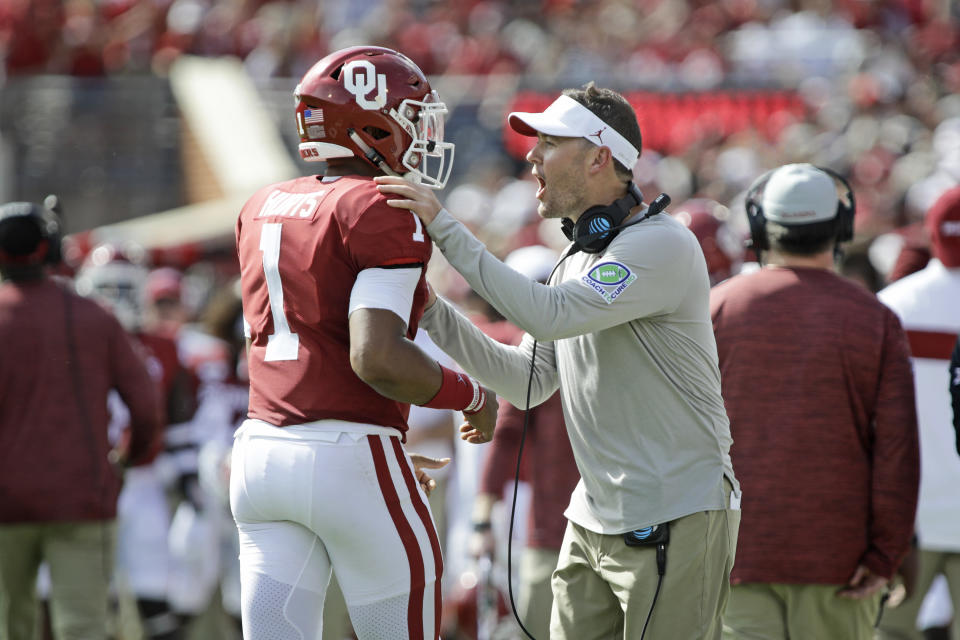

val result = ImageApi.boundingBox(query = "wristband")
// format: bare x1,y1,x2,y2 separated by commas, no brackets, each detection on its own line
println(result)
463,384,486,415
422,365,480,412
472,520,492,532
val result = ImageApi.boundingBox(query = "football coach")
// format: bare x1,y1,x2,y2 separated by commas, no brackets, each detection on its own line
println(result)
377,83,740,640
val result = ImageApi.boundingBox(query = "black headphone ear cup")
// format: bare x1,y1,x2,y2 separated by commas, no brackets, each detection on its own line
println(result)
816,166,856,243
834,182,855,244
745,200,769,252
835,201,854,243
743,170,774,254
572,206,617,254
569,184,645,254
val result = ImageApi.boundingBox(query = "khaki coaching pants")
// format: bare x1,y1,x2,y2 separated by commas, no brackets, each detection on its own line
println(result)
0,520,116,640
550,489,740,640
722,582,883,640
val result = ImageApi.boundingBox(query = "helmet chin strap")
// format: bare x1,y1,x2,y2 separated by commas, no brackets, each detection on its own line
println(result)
347,129,401,178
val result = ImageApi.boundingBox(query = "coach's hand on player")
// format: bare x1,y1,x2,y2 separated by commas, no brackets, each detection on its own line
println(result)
409,454,450,496
375,176,444,225
459,387,498,444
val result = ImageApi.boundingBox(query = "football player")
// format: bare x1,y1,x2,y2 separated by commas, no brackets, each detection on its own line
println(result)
233,46,498,640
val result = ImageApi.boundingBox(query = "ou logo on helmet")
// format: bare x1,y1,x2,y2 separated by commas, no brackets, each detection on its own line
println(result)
343,60,387,110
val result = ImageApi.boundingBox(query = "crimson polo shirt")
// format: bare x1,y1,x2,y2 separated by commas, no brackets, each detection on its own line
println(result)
711,266,919,583
0,277,162,523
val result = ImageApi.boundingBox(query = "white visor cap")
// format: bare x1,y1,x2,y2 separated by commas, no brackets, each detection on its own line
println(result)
761,164,839,224
508,95,640,170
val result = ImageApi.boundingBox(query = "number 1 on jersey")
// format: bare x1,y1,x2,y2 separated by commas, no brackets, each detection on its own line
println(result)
411,212,425,242
260,223,300,361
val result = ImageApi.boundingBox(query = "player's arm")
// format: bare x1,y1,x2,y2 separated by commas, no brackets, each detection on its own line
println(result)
348,306,444,403
420,295,559,410
347,266,498,440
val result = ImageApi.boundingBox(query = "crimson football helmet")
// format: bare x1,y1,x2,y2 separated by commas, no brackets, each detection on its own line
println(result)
672,199,744,285
294,46,455,189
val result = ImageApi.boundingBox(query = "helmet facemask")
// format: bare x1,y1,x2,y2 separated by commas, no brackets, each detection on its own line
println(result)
391,91,455,189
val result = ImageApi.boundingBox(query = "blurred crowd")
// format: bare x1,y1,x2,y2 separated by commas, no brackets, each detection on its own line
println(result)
2,0,959,257
1,0,957,82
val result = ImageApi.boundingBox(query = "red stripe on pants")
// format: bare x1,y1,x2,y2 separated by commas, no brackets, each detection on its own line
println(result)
368,436,425,640
906,329,957,360
390,437,444,640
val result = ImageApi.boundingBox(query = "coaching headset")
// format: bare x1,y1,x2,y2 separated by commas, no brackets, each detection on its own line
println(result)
561,182,671,255
0,200,63,266
744,165,855,257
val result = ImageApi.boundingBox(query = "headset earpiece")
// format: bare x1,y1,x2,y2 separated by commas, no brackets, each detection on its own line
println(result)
817,167,856,243
744,170,774,254
568,182,645,254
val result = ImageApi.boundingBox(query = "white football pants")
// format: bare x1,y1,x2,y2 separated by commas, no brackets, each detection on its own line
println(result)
230,419,443,640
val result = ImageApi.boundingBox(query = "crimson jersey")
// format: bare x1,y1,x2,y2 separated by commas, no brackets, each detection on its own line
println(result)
236,175,432,432
112,331,194,466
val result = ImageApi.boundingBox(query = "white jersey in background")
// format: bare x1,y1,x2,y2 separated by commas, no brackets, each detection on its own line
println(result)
878,259,960,550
